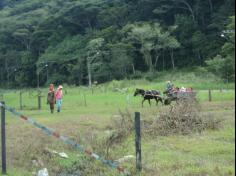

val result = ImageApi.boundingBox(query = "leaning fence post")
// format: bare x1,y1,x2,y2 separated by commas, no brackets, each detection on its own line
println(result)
208,89,212,102
1,101,7,175
135,112,142,172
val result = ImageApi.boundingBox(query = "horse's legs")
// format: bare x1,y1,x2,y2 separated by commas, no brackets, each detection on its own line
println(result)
142,99,145,107
158,98,163,106
148,99,151,107
160,98,164,105
155,97,158,106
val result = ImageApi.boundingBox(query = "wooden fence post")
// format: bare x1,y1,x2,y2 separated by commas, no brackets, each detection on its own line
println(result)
0,94,3,101
20,91,23,110
38,95,41,110
135,112,142,172
83,93,87,107
208,89,212,102
1,101,7,175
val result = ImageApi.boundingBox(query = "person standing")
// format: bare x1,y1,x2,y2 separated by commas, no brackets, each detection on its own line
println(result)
55,85,63,113
47,84,56,114
166,81,173,92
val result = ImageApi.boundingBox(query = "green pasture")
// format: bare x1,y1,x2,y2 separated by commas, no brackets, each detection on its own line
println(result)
0,81,235,176
0,85,234,115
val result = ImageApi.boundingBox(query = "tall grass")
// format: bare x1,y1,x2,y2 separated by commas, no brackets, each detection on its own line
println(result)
0,72,234,176
96,69,235,91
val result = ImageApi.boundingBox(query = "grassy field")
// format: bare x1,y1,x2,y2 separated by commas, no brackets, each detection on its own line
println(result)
0,79,235,176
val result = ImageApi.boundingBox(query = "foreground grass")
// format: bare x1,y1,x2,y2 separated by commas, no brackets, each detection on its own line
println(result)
0,83,235,176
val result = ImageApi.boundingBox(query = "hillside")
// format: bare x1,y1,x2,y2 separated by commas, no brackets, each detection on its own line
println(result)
0,0,235,88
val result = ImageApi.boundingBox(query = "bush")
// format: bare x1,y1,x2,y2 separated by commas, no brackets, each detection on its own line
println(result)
145,98,223,136
129,71,142,79
144,71,159,81
206,55,235,82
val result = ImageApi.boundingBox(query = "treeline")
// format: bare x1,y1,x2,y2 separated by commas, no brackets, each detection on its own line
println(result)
0,0,235,88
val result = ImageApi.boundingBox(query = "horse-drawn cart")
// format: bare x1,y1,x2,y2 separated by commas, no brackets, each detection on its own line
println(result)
164,91,197,105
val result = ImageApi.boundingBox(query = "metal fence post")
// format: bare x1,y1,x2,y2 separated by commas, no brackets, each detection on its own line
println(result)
1,101,7,175
135,112,142,172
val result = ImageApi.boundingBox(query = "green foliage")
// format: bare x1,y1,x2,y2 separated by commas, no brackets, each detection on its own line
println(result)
206,55,235,81
0,0,235,88
108,42,134,79
39,35,87,62
206,55,226,75
123,22,180,71
206,16,235,82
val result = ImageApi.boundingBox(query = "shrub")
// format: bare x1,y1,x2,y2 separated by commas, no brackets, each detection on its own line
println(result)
144,71,159,81
145,98,223,136
129,71,143,79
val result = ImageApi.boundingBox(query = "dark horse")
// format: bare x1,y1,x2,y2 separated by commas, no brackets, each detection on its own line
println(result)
134,88,163,107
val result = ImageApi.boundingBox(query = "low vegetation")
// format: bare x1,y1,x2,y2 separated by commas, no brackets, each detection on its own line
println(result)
0,0,234,175
0,78,234,176
145,98,222,136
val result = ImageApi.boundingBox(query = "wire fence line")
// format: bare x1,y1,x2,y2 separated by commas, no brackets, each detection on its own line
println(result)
0,102,130,176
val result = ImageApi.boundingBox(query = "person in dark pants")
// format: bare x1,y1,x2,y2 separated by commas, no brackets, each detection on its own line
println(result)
166,81,173,92
47,84,56,114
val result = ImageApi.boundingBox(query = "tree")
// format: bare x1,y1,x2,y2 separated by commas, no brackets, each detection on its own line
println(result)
12,28,33,51
86,38,105,86
0,0,235,88
206,16,235,81
108,42,134,79
124,23,180,71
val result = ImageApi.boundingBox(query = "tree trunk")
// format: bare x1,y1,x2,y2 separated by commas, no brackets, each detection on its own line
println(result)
170,49,175,69
144,52,153,72
154,54,159,70
87,18,92,30
197,50,202,66
132,64,136,74
178,0,195,21
208,0,213,13
26,41,31,51
162,50,165,71
87,58,92,87
149,55,153,72
4,59,9,87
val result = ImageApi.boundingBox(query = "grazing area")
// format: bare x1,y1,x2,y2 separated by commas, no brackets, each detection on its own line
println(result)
0,0,234,175
0,79,235,176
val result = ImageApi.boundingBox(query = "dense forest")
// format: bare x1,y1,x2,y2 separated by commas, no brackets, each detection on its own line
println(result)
0,0,235,88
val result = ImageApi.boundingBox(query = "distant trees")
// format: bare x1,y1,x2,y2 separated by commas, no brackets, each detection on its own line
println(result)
86,38,105,86
124,23,180,71
206,16,235,82
0,0,234,87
